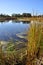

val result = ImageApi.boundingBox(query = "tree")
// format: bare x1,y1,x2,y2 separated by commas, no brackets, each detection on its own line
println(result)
22,13,31,17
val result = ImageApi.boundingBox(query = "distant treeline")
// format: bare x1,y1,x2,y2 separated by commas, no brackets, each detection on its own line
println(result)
0,13,31,17
12,13,31,17
0,14,11,20
0,13,43,20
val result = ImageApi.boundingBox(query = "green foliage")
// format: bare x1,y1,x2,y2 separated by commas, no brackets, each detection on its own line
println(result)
12,13,31,18
22,13,31,17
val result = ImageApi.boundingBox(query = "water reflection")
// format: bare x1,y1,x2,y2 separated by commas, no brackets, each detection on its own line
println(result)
12,20,30,24
0,20,30,42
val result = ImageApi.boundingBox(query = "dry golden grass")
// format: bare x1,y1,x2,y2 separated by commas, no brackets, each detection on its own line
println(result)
26,21,43,65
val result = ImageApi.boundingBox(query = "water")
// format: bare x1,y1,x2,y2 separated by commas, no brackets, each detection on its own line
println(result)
0,20,30,41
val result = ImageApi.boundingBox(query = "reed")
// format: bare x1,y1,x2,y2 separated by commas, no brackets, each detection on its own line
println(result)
26,21,43,65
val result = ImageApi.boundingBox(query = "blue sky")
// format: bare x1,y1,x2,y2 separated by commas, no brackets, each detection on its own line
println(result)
0,0,43,15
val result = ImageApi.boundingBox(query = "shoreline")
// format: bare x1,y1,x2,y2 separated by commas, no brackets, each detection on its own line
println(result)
0,16,43,22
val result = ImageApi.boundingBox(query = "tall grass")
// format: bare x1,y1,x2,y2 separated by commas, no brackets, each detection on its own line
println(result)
26,21,43,65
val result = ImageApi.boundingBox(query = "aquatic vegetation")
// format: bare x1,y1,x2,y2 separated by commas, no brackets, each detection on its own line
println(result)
0,39,27,65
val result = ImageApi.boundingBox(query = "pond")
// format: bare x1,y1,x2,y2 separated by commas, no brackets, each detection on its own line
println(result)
0,20,30,42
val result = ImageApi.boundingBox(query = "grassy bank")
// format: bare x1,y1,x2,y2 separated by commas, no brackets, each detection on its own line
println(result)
0,16,43,22
17,16,43,22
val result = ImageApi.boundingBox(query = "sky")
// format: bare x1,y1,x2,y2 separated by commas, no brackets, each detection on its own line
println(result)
0,0,43,15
